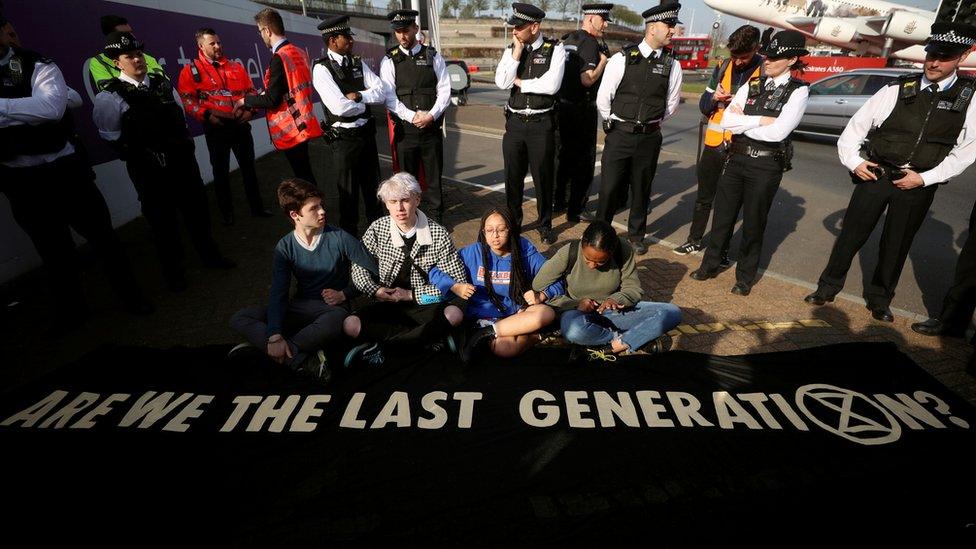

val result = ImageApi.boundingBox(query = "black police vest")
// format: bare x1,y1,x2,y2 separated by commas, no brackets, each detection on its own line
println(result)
316,54,370,124
559,30,605,104
867,74,975,172
387,45,439,118
735,75,808,149
609,45,673,124
0,47,74,161
507,38,559,111
105,73,189,154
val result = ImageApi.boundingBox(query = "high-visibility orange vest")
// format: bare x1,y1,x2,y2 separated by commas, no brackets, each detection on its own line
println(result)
703,60,762,147
265,43,323,150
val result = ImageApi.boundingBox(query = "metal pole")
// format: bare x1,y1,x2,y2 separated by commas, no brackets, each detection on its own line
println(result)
300,0,307,17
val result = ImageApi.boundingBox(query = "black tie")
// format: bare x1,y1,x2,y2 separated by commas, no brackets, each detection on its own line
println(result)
926,83,938,94
341,56,349,69
524,44,533,55
137,83,149,92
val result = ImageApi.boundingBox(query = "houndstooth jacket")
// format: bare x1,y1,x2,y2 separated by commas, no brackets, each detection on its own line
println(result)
352,210,468,304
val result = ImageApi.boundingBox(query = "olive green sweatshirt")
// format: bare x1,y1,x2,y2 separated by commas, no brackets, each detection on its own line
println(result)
531,240,642,310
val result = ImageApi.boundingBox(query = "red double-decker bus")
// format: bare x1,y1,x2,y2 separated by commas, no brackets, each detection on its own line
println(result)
670,35,711,70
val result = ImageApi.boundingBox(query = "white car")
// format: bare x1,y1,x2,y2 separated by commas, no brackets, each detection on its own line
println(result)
795,68,916,137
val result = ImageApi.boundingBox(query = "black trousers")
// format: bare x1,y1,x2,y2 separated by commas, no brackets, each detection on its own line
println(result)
700,154,783,287
282,141,318,187
354,300,453,347
394,122,444,222
940,200,976,332
203,121,264,216
555,100,598,218
125,146,222,285
323,120,382,236
0,152,142,310
502,113,555,231
816,178,938,308
688,144,727,244
596,128,663,240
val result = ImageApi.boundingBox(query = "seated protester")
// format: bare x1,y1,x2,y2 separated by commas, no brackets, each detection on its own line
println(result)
532,221,682,361
429,207,564,362
229,179,378,384
343,172,468,366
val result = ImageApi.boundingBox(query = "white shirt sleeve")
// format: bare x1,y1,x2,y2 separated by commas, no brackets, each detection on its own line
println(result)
429,52,452,121
360,62,387,105
919,96,976,185
0,62,68,127
92,90,127,141
518,43,566,96
664,58,682,121
380,56,415,121
718,83,763,133
742,86,809,142
596,52,625,120
836,84,898,172
495,48,517,90
312,62,365,118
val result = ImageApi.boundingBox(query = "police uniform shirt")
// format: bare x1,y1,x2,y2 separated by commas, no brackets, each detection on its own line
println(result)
311,49,386,128
720,70,809,142
92,71,184,141
596,39,682,123
0,47,75,168
378,42,451,122
494,34,567,115
837,72,976,186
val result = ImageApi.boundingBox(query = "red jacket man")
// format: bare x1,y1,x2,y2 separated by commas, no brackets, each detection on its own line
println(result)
176,28,271,225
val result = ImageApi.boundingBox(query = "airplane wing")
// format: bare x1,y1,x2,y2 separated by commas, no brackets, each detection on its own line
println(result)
785,17,818,32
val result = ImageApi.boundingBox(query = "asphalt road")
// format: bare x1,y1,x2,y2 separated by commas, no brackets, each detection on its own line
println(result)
445,82,976,318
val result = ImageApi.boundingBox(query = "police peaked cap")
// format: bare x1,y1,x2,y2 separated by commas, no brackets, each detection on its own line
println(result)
760,29,809,59
642,2,681,26
925,21,976,56
388,9,419,30
508,3,545,26
103,31,145,59
317,15,355,37
582,3,614,21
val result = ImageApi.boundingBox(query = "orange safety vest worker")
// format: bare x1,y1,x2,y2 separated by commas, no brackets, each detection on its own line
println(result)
176,50,255,122
703,59,762,147
264,43,323,150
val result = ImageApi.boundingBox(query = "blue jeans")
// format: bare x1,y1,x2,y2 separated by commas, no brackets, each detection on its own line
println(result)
560,301,682,351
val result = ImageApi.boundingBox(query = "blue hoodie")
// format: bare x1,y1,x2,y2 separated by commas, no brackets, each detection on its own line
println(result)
430,237,565,319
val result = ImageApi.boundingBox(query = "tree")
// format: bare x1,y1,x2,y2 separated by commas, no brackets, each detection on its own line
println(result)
460,2,477,18
555,0,574,20
387,0,401,10
537,0,552,16
443,0,461,18
440,2,453,18
468,0,489,17
610,5,643,29
493,0,507,11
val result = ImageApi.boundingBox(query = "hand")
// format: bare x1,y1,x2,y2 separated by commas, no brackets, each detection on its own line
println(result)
321,288,346,306
375,287,398,302
267,337,292,364
892,168,925,190
599,52,608,65
513,77,522,88
392,288,413,302
853,160,880,181
236,109,253,123
759,116,776,126
713,84,732,103
345,91,360,101
511,32,524,59
523,290,541,306
728,104,744,115
413,111,435,129
233,97,245,109
597,298,623,314
208,115,225,126
577,298,598,313
452,283,476,299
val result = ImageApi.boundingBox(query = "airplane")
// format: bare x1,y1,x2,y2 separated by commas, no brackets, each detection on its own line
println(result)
701,0,976,67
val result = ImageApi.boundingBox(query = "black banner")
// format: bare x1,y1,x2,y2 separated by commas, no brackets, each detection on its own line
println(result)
1,343,975,543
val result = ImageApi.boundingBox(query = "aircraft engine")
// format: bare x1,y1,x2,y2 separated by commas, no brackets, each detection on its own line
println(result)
812,18,858,44
882,11,934,42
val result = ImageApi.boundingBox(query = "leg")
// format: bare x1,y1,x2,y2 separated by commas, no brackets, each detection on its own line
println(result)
356,122,383,226
627,130,663,241
596,130,631,223
734,158,782,287
282,299,350,365
127,158,186,286
605,301,683,351
941,200,976,329
502,116,530,228
699,158,745,274
554,101,581,211
229,124,266,214
688,145,726,244
491,334,543,358
229,305,272,349
325,135,360,236
816,181,892,297
560,309,617,346
283,141,318,186
419,129,445,222
492,304,556,337
204,129,234,220
526,116,556,232
169,152,223,263
567,103,600,219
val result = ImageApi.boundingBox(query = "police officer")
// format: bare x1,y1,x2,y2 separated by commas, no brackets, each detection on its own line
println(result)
806,22,976,322
0,17,151,330
495,3,566,245
379,9,451,224
673,24,762,268
177,27,271,226
93,32,235,292
87,14,165,92
237,8,323,186
595,3,683,255
690,30,809,296
554,3,612,224
312,15,386,237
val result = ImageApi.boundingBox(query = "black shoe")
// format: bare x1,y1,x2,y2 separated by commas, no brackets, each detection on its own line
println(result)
462,326,496,363
870,305,894,322
630,239,648,255
730,283,751,296
967,352,976,376
226,342,262,361
690,269,716,281
203,255,237,270
640,334,673,354
251,209,274,218
718,255,733,271
804,292,834,306
221,212,235,226
539,227,556,245
911,318,964,337
343,342,385,367
295,350,331,387
567,213,581,224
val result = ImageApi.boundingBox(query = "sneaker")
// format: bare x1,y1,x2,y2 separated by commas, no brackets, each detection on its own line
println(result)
446,333,459,355
226,342,258,360
344,342,385,368
673,241,703,255
640,334,673,355
296,350,331,386
461,326,495,363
